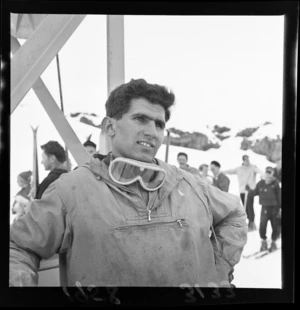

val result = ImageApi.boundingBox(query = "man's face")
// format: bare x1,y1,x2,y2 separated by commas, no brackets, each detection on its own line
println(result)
201,166,208,176
265,169,274,182
41,151,53,171
110,98,166,163
177,155,188,168
243,156,250,166
85,145,96,156
17,176,27,188
210,164,219,176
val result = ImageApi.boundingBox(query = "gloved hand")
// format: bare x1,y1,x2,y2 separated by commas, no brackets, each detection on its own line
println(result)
245,184,250,191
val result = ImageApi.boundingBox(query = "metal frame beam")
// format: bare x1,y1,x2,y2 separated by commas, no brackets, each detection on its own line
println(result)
11,36,89,165
106,15,125,95
100,15,125,155
11,14,86,114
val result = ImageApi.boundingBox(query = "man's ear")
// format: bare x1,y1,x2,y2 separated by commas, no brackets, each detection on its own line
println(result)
49,154,56,163
102,116,116,137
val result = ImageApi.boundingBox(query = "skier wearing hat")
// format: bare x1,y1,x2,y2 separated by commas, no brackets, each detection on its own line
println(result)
246,166,281,253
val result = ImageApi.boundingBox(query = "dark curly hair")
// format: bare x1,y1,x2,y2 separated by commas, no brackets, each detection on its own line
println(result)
105,79,175,121
41,141,66,163
177,152,188,160
210,161,221,168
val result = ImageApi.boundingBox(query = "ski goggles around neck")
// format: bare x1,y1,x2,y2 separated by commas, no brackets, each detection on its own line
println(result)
108,157,167,191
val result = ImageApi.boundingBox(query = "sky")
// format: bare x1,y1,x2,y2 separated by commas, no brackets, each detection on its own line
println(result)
13,14,284,134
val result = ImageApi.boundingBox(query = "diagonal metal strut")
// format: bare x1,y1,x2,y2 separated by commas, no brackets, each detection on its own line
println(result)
11,14,86,114
11,36,89,165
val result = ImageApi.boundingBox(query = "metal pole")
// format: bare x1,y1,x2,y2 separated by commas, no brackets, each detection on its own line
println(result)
106,15,125,95
56,54,71,171
165,129,170,163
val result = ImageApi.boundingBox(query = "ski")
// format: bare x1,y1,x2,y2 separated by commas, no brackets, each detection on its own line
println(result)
243,250,268,259
253,250,270,259
255,248,280,259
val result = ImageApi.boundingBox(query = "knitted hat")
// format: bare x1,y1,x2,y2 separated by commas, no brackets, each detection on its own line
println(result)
18,170,32,183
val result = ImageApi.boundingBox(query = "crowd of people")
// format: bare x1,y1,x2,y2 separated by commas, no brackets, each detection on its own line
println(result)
10,78,281,287
176,152,282,252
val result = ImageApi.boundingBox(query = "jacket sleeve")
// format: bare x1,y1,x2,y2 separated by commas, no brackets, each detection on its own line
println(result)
254,165,265,179
203,182,248,283
10,180,71,286
275,182,281,208
247,182,259,197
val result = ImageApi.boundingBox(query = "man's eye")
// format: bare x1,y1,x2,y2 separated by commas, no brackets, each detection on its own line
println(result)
135,117,145,122
156,122,165,129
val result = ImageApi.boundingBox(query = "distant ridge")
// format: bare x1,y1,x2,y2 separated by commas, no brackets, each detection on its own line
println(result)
70,112,282,163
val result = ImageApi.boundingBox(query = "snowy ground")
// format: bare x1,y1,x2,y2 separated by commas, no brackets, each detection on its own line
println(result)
232,204,281,289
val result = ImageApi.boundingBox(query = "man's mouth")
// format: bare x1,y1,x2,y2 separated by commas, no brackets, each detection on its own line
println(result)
137,141,154,148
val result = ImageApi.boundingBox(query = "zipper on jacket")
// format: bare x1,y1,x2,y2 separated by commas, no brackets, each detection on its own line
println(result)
115,219,188,231
177,219,183,227
147,209,152,221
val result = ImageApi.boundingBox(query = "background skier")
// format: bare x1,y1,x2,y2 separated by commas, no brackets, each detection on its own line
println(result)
246,166,281,252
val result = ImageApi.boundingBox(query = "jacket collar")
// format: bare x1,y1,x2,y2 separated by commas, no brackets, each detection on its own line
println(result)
48,167,68,176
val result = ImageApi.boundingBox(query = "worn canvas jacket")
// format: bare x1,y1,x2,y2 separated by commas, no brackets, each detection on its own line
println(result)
10,155,247,287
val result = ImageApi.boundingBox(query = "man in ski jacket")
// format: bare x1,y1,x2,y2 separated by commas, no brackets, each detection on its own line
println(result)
10,78,247,287
246,166,281,252
35,141,68,199
177,152,199,175
222,155,264,231
210,161,230,192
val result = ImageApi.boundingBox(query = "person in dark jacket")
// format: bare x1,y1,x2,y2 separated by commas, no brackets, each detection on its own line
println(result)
35,141,68,199
210,161,230,192
246,166,281,252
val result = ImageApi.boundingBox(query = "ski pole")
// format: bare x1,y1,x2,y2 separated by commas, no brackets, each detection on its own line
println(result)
31,126,39,199
56,53,71,170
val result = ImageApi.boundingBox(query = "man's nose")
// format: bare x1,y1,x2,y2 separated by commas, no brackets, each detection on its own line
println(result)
143,121,158,138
